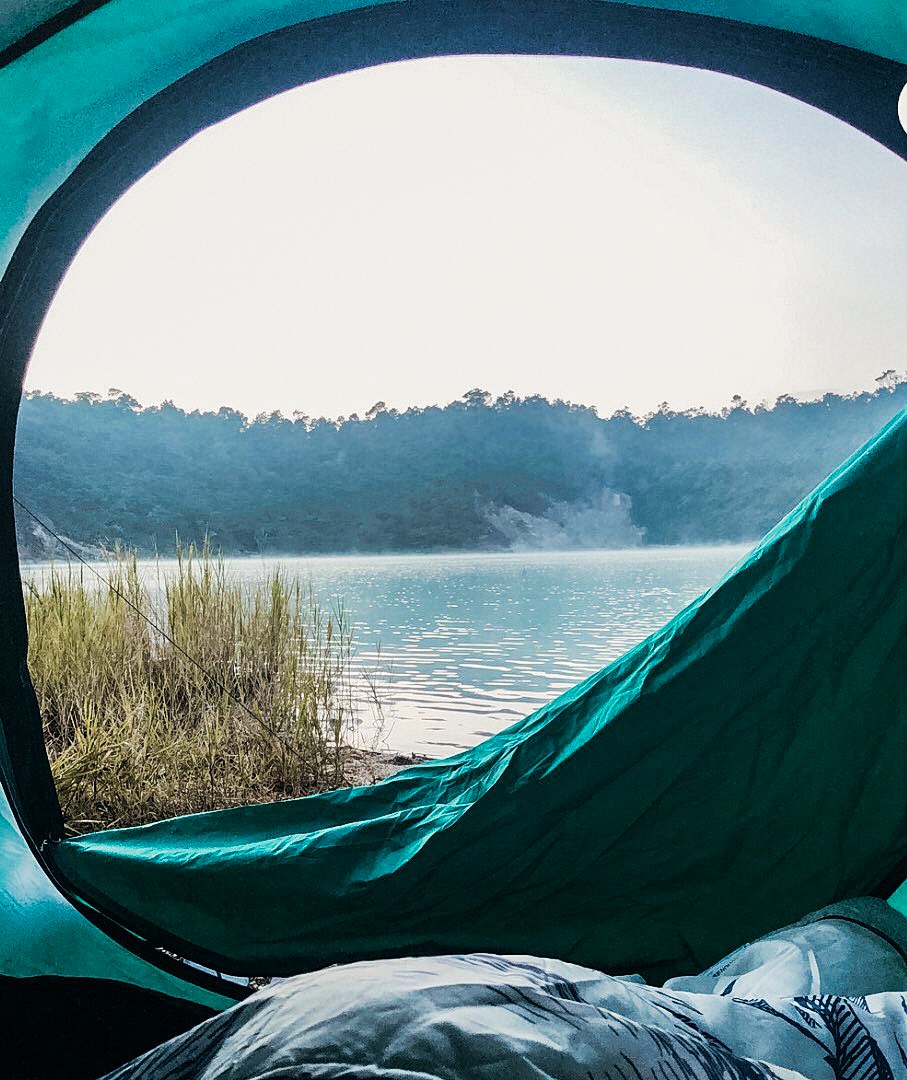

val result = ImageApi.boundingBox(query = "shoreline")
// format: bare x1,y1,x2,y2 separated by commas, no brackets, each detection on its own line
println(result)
342,746,433,787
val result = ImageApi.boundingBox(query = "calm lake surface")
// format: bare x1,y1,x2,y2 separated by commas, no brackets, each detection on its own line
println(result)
24,545,750,756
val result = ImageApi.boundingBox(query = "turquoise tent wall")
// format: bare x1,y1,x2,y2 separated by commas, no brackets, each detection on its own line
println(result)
0,782,231,1002
0,0,905,1011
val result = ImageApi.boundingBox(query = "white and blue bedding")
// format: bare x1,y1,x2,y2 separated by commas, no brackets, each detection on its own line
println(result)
106,897,907,1079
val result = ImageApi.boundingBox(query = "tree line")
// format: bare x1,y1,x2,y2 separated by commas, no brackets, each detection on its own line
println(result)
13,378,907,558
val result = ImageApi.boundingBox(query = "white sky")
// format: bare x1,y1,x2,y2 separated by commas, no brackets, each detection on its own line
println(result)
25,55,907,419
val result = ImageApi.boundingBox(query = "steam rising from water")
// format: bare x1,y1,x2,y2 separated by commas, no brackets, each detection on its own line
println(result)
485,489,643,551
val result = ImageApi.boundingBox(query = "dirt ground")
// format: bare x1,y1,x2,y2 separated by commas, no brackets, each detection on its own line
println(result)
341,746,433,787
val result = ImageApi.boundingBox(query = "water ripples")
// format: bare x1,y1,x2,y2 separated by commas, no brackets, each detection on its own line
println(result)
284,545,749,755
27,545,749,757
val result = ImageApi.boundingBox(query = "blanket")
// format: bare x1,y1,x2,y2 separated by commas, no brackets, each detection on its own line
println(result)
104,897,907,1079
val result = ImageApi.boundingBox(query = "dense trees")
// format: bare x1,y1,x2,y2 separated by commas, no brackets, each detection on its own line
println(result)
14,382,907,558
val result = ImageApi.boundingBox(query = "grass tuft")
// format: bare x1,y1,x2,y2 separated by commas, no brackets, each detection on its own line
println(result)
25,542,360,833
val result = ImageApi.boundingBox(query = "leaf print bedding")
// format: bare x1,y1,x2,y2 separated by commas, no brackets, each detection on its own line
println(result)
104,898,907,1080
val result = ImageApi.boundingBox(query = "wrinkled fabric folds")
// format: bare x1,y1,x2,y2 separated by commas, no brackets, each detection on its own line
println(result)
103,899,907,1080
58,409,907,980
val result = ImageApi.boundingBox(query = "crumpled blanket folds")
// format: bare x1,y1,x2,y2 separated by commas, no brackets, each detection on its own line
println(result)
104,897,907,1079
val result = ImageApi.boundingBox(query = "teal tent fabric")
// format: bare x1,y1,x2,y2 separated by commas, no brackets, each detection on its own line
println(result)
0,0,905,999
56,407,907,982
0,775,230,1006
0,0,905,275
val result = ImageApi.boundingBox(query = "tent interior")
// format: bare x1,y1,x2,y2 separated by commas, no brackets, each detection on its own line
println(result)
1,0,907,1074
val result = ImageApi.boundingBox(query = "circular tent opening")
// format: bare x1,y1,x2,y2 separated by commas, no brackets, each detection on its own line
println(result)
18,52,907,839
3,0,907,850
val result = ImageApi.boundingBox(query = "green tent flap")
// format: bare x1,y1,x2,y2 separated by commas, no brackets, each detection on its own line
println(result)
55,406,907,982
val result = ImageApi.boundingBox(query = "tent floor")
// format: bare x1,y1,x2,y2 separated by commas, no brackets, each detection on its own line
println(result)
0,975,214,1079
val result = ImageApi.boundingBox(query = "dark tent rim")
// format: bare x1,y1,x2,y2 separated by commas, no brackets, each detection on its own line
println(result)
1,0,906,988
0,0,114,70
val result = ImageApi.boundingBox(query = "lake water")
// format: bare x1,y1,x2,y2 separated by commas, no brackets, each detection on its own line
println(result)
24,545,750,756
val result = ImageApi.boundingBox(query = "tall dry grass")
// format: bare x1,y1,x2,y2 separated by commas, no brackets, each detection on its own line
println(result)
24,543,358,833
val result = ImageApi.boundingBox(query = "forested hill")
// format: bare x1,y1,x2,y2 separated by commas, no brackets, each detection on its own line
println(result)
13,382,907,558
